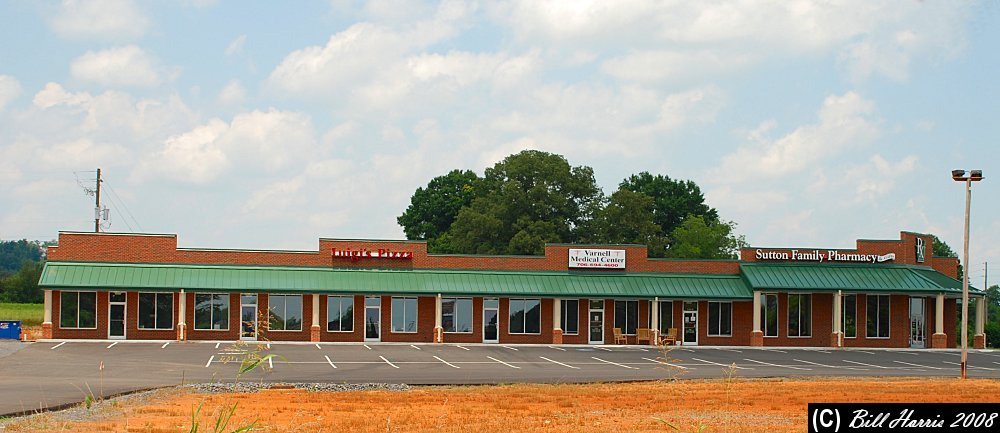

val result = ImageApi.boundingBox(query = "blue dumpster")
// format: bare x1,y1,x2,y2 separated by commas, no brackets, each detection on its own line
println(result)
0,321,21,340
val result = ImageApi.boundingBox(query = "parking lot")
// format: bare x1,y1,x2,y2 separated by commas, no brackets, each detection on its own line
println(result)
2,340,999,416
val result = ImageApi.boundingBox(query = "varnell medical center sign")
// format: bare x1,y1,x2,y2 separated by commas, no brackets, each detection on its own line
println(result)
755,249,896,264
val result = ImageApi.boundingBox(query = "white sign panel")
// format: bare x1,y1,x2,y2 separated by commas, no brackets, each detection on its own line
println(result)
569,249,626,269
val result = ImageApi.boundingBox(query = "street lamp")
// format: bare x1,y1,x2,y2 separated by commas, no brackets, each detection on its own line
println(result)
952,169,984,379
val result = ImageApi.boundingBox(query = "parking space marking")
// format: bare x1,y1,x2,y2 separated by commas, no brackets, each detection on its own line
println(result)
502,346,519,351
853,350,875,355
540,356,579,369
380,356,400,369
161,342,170,349
50,342,65,350
744,358,811,371
315,343,322,349
487,356,520,369
718,348,743,353
548,346,566,351
810,349,830,354
215,342,221,349
691,357,749,369
944,361,997,371
842,360,888,369
364,344,372,350
759,348,787,353
680,348,695,353
795,359,865,370
268,357,273,369
410,345,422,351
324,355,337,368
106,342,118,349
598,347,614,352
592,357,638,370
642,357,689,369
205,355,214,367
434,356,460,369
455,345,470,351
898,351,919,356
266,343,271,349
893,360,941,370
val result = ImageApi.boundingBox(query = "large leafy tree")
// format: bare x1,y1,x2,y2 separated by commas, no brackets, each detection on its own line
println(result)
664,215,748,259
582,188,667,254
0,260,44,303
930,234,963,281
397,169,480,252
446,150,603,255
0,239,44,276
620,172,718,237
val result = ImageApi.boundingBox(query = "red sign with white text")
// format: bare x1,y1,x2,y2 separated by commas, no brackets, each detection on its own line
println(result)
332,248,413,261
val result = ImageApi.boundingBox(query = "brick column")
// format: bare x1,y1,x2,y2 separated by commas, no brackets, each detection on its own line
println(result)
42,290,53,339
975,295,986,349
931,293,948,349
750,291,763,346
177,291,187,341
552,298,563,344
311,294,320,342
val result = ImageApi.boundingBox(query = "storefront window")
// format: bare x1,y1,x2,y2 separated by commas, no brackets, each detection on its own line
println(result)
268,294,302,331
59,291,96,329
194,293,229,330
762,293,778,337
561,299,579,335
138,293,173,330
443,298,473,333
708,301,732,337
614,300,639,335
658,301,673,333
327,296,354,332
843,294,857,338
509,298,540,334
391,297,418,333
866,294,890,338
787,294,812,337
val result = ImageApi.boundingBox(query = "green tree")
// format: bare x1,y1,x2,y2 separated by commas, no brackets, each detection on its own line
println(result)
930,235,963,281
397,170,480,252
665,215,748,259
446,150,603,255
0,260,44,303
0,240,44,275
582,189,667,254
619,172,718,239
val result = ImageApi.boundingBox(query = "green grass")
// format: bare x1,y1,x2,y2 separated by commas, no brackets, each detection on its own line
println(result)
0,303,43,326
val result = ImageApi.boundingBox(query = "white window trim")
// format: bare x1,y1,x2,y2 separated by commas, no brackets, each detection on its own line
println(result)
786,293,813,338
193,293,230,331
561,299,580,336
138,292,174,331
866,294,892,339
442,297,474,334
508,298,542,335
613,299,640,336
843,293,858,339
268,294,303,332
326,295,355,333
391,297,419,334
707,301,733,337
58,291,98,330
762,293,779,338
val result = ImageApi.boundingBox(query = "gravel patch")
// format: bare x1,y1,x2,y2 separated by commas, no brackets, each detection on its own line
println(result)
186,382,410,393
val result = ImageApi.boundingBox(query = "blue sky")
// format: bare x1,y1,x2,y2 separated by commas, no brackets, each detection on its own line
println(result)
0,1,996,287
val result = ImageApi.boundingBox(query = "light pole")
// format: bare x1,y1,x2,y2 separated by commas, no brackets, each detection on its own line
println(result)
952,169,984,379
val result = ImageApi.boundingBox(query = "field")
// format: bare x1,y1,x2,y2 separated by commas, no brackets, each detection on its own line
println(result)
4,378,999,433
0,303,42,327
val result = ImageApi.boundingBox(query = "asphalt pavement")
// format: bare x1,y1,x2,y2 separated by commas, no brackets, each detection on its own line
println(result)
1,340,998,417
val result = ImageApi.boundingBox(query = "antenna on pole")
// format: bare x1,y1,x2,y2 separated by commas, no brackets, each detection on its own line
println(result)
94,168,102,233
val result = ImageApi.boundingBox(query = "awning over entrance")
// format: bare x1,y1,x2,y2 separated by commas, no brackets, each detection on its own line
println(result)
39,261,753,299
740,262,978,295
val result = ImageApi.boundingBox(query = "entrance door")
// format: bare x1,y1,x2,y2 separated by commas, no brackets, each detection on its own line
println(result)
108,292,126,339
483,298,499,343
589,299,604,344
364,296,381,342
240,294,257,341
682,301,698,345
909,297,926,348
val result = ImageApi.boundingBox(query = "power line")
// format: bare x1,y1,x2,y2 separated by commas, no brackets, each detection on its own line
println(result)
104,183,142,232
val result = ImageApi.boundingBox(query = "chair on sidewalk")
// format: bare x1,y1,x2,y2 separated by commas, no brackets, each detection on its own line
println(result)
636,328,653,345
612,327,627,344
660,328,678,346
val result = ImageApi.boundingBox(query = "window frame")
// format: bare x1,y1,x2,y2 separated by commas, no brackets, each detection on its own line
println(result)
267,294,303,332
843,294,857,339
761,293,778,337
138,292,174,330
194,293,230,331
508,298,541,335
866,294,891,339
614,299,639,336
326,295,355,333
707,301,733,337
442,297,473,334
58,291,98,330
391,297,418,334
786,293,812,338
560,299,579,335
657,300,673,334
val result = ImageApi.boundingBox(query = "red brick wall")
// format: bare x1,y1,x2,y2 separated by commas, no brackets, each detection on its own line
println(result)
740,231,935,268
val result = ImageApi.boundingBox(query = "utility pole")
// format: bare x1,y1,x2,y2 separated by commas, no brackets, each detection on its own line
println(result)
94,168,102,233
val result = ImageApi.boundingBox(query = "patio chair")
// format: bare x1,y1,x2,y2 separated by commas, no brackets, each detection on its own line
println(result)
613,327,627,344
660,328,678,346
636,328,652,345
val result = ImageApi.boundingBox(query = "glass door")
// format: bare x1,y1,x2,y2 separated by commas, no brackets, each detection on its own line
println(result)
108,292,126,339
682,301,698,345
909,297,925,348
364,296,381,342
240,294,257,341
483,298,498,343
589,299,604,344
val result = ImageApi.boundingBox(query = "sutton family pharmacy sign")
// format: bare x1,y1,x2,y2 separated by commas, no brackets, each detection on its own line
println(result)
569,249,626,269
755,249,896,264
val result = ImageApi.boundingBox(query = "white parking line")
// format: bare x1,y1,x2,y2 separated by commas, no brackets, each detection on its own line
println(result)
893,360,941,370
161,342,170,349
488,356,521,369
842,359,888,369
205,355,214,367
315,343,322,349
106,342,118,349
759,349,787,353
215,342,221,349
853,350,875,355
268,357,273,369
592,357,638,370
642,357,689,369
810,349,830,354
718,348,743,353
540,356,579,369
364,344,372,350
598,347,614,352
795,359,865,370
744,358,811,371
324,355,337,369
691,357,750,369
434,355,460,369
266,343,271,349
50,342,65,350
502,346,519,351
380,355,399,369
455,345,470,351
944,361,998,371
548,346,566,351
680,348,695,353
410,345,422,351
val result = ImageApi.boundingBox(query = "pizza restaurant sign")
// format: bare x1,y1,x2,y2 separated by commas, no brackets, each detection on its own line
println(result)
332,248,413,261
569,249,626,269
755,249,895,264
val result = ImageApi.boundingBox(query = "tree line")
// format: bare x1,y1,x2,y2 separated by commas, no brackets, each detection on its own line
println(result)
397,150,746,258
0,239,47,303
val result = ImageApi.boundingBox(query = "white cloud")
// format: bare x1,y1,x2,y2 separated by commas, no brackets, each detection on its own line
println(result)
218,80,246,105
70,46,167,87
225,35,247,56
843,154,919,202
602,50,753,83
49,0,148,40
0,75,21,110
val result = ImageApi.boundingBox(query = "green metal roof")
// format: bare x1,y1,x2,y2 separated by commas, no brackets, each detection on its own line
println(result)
740,262,980,295
39,261,752,299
